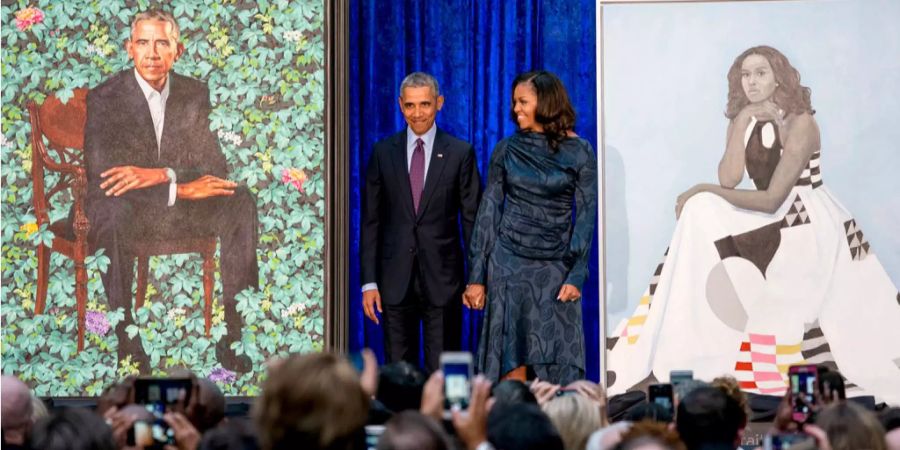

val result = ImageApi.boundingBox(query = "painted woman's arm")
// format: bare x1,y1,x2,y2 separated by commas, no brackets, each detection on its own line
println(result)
680,113,819,216
718,113,752,188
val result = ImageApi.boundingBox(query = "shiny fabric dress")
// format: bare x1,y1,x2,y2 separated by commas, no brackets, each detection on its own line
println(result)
468,132,597,384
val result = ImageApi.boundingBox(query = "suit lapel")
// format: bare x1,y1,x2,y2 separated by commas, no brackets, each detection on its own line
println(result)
416,129,448,220
391,130,415,219
123,71,161,163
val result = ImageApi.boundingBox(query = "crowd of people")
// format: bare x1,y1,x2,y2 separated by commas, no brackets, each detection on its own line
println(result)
2,352,898,450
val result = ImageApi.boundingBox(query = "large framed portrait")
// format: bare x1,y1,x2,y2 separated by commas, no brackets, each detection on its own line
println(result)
1,0,350,396
598,0,900,402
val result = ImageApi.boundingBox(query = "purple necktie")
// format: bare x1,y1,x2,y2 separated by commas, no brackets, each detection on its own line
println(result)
410,138,425,213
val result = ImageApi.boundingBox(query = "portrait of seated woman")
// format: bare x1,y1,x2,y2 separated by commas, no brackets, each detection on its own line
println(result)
607,45,900,405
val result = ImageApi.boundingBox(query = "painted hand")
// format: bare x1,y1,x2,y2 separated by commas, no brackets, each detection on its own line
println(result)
100,166,168,197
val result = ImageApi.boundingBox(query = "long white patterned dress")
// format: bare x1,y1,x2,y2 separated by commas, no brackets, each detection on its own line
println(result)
607,119,900,404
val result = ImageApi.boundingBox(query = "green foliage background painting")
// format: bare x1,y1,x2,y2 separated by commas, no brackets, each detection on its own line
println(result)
1,0,325,395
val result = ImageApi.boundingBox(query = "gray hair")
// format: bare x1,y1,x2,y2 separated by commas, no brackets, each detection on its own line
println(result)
399,72,440,98
131,9,180,41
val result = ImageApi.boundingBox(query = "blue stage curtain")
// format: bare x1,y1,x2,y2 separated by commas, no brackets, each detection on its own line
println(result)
348,0,600,381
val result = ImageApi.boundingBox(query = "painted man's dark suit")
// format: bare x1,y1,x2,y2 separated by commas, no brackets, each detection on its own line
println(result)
360,128,481,372
84,70,258,368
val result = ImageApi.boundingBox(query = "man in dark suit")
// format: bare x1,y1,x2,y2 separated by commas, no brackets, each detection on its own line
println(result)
360,72,481,372
84,10,257,372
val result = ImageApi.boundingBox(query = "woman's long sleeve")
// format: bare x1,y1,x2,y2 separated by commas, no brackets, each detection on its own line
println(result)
467,141,507,285
563,147,598,289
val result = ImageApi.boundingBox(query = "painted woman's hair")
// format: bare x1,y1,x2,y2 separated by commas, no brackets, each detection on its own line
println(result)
725,45,814,119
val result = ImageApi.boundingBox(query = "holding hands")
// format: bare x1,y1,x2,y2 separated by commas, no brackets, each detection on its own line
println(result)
463,284,486,310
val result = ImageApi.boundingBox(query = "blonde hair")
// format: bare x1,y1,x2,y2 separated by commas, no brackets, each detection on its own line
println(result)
710,375,749,427
255,353,369,450
816,402,886,450
543,394,603,450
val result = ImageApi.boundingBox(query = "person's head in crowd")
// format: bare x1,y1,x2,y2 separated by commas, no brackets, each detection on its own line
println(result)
376,361,427,413
376,411,451,450
96,375,137,417
818,369,846,402
814,401,886,450
613,420,686,450
165,369,226,432
623,402,674,424
255,352,369,450
31,408,116,450
709,375,748,430
675,386,743,450
543,393,604,450
199,418,261,450
673,379,708,407
194,376,227,432
488,402,564,450
586,421,633,450
31,394,49,423
879,408,900,450
567,379,609,425
491,380,537,407
1,375,34,447
115,404,155,450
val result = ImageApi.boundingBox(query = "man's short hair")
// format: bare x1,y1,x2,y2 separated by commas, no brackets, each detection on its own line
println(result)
376,361,426,413
1,375,33,432
131,9,180,40
377,411,451,450
488,402,564,450
399,72,440,98
31,408,116,450
675,386,743,450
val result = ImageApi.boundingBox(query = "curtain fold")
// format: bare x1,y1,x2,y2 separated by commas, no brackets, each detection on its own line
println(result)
349,0,600,381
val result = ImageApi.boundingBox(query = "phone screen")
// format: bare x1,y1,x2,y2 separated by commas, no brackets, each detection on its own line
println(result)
790,369,817,422
648,384,674,416
131,378,192,448
764,432,813,450
443,361,471,411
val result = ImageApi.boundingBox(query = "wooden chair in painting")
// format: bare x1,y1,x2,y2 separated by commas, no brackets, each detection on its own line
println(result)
28,88,216,352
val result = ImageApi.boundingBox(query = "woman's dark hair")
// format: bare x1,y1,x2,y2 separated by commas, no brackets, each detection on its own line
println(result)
725,45,814,119
30,408,116,450
510,70,576,151
490,380,537,407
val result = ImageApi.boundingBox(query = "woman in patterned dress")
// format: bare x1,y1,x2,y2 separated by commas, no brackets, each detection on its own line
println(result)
464,71,598,385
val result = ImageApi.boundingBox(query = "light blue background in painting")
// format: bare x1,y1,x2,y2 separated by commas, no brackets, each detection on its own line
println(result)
601,0,900,330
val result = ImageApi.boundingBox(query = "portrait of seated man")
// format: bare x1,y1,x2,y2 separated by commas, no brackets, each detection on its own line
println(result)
84,9,258,373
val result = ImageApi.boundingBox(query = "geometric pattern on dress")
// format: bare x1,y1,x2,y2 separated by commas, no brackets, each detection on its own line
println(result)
801,322,858,391
795,151,822,189
844,219,871,261
781,194,811,228
620,248,669,345
734,333,804,395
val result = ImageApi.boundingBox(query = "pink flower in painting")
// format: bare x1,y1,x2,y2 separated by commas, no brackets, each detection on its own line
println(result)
281,168,307,192
209,367,236,384
15,7,44,32
85,310,110,336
